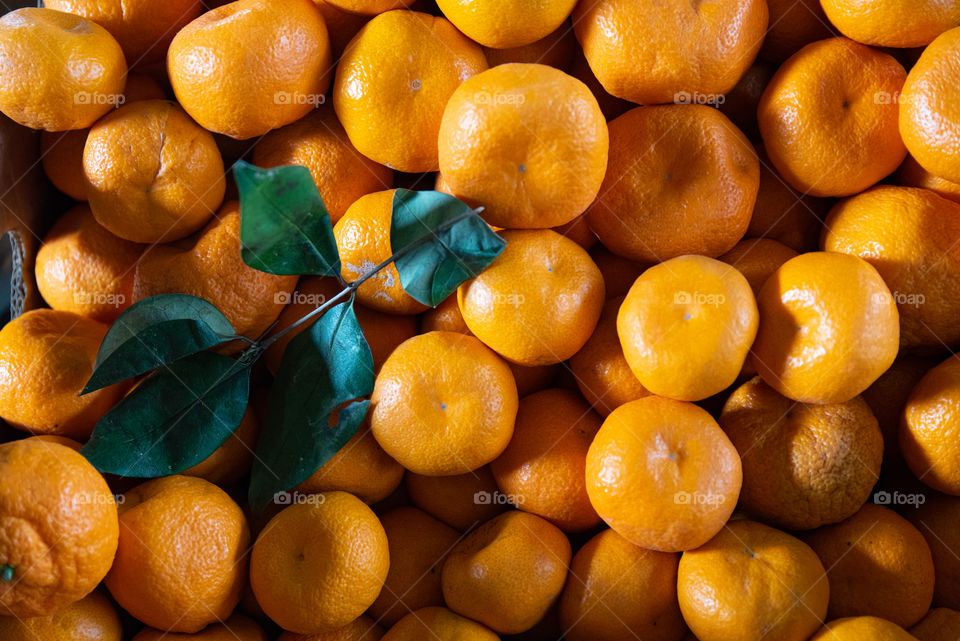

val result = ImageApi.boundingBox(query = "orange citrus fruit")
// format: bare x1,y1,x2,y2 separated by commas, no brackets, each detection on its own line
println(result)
759,0,834,62
382,606,498,641
821,0,960,48
758,37,907,197
0,439,119,617
371,331,518,476
438,63,608,229
249,491,389,635
0,309,127,438
0,590,121,641
333,10,487,173
809,617,917,641
911,608,960,641
168,0,332,139
908,493,960,610
277,614,384,641
0,8,126,131
435,0,577,49
750,251,900,404
586,105,759,263
458,229,605,366
572,0,767,105
405,466,508,531
720,376,883,530
83,99,225,244
490,388,602,531
585,396,742,552
746,158,829,252
132,614,267,641
718,238,799,294
678,520,829,641
323,0,414,15
441,511,571,634
35,204,143,323
182,407,260,486
901,354,960,494
896,154,960,203
559,528,685,641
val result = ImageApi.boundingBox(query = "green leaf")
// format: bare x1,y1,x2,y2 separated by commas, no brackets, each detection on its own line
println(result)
82,294,236,394
81,351,251,477
234,159,341,276
249,298,374,512
391,189,506,306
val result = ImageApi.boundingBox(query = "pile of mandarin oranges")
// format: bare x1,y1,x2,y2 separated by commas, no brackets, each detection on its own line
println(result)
1,0,960,639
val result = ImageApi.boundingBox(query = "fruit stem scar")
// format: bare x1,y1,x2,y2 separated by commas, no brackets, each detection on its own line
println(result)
0,565,14,582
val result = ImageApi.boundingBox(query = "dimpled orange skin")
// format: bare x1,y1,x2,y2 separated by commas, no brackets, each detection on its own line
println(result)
132,202,298,341
168,0,331,140
899,27,960,184
0,590,122,641
617,255,759,402
718,238,799,295
438,63,608,229
678,520,829,641
105,476,249,633
435,0,576,49
323,0,414,15
572,0,767,105
810,617,919,641
909,494,960,609
0,440,119,618
370,331,518,476
901,355,960,494
334,190,428,315
83,100,226,244
295,421,404,504
896,155,960,203
802,503,934,628
45,0,202,63
334,10,486,173
750,252,900,404
0,8,126,132
821,0,960,48
264,277,418,375
278,615,384,641
911,608,960,641
441,511,571,634
458,229,605,366
406,466,508,531
132,614,266,641
250,492,389,635
490,389,602,532
586,106,759,263
35,204,143,323
559,529,686,641
586,396,742,552
253,106,393,224
369,507,460,626
382,607,499,641
0,309,127,438
823,186,960,350
719,377,883,530
570,297,649,417
758,38,907,197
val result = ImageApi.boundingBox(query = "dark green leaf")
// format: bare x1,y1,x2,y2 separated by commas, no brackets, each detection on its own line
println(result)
249,298,374,512
391,189,506,306
234,159,340,276
81,351,251,477
82,294,236,394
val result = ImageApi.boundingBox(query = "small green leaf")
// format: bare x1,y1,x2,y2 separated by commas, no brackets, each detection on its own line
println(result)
82,294,236,394
81,351,251,477
391,189,506,306
249,298,374,512
234,160,341,276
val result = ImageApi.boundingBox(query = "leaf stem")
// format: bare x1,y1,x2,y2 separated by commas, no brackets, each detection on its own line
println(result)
258,206,484,350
